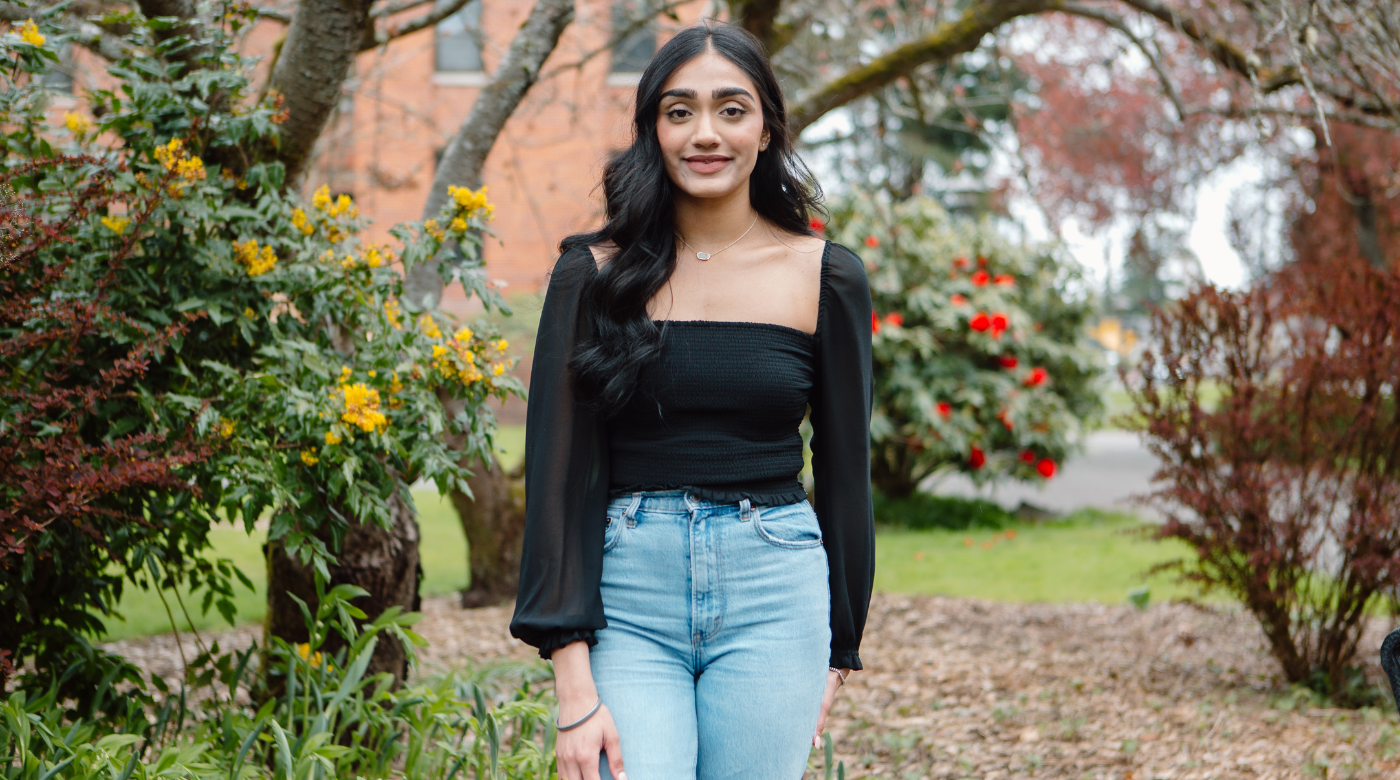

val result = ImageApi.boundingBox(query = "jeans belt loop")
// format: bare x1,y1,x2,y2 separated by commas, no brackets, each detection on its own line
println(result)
624,492,642,527
739,498,752,522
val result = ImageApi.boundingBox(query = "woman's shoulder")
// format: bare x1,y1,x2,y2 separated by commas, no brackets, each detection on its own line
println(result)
819,240,871,294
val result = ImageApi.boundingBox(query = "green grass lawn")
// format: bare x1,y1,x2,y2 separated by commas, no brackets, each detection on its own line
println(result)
98,490,470,642
874,509,1204,606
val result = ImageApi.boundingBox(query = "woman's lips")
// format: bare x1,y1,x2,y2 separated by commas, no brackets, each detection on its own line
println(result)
685,156,730,174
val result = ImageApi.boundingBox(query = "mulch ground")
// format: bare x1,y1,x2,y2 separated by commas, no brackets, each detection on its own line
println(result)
103,594,1400,780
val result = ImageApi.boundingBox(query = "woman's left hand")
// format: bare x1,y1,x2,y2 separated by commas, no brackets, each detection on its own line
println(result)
812,668,851,747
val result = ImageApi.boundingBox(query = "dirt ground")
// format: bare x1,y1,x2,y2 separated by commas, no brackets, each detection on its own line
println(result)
103,594,1400,780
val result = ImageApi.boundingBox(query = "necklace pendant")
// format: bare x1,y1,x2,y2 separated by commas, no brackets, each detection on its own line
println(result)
696,252,711,260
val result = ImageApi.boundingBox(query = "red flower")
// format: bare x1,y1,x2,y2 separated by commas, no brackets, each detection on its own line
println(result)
1024,367,1048,387
998,409,1013,430
871,311,880,333
971,270,990,287
864,234,880,248
1019,450,1036,464
977,255,988,267
969,446,985,469
969,312,990,332
998,355,1018,369
994,274,1015,287
954,255,970,269
950,293,968,306
936,401,952,419
1036,458,1057,478
990,312,1008,338
885,312,904,327
810,217,826,234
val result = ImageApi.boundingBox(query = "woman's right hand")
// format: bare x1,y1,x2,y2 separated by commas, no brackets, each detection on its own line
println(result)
555,698,625,780
551,641,626,780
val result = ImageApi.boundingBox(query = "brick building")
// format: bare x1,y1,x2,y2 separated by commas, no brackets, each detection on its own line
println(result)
265,0,710,315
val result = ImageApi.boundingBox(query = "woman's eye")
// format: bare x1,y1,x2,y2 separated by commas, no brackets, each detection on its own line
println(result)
666,108,691,120
721,107,747,118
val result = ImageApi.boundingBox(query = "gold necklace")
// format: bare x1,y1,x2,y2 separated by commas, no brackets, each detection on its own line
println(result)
678,214,759,261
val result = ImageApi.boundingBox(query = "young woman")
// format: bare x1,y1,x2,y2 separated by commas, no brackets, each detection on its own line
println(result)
509,20,873,780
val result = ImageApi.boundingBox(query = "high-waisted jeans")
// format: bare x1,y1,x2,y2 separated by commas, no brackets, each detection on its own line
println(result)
592,490,830,780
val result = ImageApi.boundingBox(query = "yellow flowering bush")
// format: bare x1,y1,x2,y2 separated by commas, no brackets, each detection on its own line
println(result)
100,215,129,234
152,138,207,197
15,18,44,46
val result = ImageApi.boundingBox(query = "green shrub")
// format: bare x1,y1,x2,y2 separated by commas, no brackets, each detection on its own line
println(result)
825,194,1104,498
0,14,517,691
874,491,1014,531
0,576,557,779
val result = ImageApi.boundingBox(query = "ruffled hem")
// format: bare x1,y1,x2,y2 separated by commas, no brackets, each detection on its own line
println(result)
534,629,598,660
610,483,810,507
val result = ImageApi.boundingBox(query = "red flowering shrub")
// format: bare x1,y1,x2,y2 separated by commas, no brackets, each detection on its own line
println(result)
829,194,1104,497
1128,262,1400,697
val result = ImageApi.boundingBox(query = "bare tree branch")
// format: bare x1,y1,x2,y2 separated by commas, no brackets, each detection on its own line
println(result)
1115,0,1301,92
267,0,377,183
362,0,472,51
370,0,434,19
257,8,292,24
539,0,690,82
787,0,1052,136
727,0,794,54
1057,2,1188,122
404,0,574,310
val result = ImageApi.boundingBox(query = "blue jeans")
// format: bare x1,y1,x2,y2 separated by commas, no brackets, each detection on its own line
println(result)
592,490,830,780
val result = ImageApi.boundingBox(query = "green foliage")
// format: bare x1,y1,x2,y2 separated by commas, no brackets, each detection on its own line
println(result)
826,193,1105,497
0,578,556,779
0,14,517,689
874,492,1014,531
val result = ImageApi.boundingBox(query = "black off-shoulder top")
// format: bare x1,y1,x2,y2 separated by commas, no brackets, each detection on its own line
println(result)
508,240,874,670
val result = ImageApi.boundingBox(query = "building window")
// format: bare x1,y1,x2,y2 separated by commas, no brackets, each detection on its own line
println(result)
610,0,655,75
436,0,483,73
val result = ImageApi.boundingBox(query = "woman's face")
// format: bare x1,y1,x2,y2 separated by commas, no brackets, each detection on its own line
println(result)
655,51,770,202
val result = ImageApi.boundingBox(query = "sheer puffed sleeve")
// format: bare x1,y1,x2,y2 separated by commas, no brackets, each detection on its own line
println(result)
509,246,611,658
811,242,875,671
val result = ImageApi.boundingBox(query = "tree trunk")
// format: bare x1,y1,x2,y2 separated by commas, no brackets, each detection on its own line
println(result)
453,455,526,608
266,0,377,184
264,489,421,687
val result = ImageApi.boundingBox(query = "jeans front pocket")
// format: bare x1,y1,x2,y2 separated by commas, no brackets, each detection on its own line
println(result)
753,500,823,549
603,507,625,552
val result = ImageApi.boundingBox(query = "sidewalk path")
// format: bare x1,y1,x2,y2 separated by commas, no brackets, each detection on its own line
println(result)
927,430,1164,519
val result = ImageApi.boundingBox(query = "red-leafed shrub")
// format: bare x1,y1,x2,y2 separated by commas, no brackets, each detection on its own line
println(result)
0,164,211,692
1128,262,1400,699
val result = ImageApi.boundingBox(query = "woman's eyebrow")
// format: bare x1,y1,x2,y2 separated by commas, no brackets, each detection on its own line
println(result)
660,88,698,100
712,87,754,101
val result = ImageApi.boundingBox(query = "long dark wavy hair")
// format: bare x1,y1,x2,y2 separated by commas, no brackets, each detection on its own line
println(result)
560,19,824,415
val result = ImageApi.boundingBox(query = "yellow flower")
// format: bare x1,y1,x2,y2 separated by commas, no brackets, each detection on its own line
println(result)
494,338,509,353
418,314,442,339
326,225,344,244
447,184,493,220
367,370,376,378
389,372,403,395
325,430,342,445
340,382,388,433
295,643,324,667
339,365,352,382
424,219,444,240
300,450,319,466
234,239,277,277
244,307,256,319
340,253,357,270
312,185,331,211
218,417,235,438
18,19,44,47
492,363,505,377
383,298,403,328
290,207,314,236
450,217,468,232
453,326,473,343
100,216,129,235
64,111,91,137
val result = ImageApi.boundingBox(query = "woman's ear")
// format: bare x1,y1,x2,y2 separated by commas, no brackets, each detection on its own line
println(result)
759,130,770,151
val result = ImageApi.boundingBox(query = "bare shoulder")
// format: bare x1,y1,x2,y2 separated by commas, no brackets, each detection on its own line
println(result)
587,242,618,270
